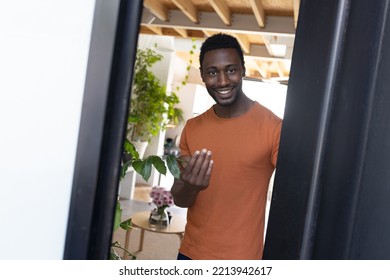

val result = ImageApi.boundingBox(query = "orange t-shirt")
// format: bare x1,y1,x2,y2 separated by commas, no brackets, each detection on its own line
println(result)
178,102,282,259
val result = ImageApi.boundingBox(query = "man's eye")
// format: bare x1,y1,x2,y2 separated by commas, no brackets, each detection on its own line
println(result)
208,71,217,76
227,68,236,74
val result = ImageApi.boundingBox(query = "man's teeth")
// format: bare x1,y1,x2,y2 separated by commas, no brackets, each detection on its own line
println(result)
217,89,231,94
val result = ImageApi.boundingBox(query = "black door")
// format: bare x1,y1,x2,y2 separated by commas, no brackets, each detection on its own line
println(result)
264,0,390,259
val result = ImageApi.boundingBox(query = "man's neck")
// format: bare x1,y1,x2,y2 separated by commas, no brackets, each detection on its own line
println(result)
213,94,254,118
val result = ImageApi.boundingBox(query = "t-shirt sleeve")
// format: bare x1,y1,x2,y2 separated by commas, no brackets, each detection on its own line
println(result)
179,123,191,157
271,119,282,168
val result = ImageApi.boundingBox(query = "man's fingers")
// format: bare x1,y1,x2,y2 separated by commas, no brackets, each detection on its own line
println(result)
203,159,213,183
182,150,200,175
191,149,208,176
181,149,213,188
197,150,212,178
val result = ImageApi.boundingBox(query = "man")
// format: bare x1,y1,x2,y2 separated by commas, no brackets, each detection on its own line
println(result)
171,33,282,260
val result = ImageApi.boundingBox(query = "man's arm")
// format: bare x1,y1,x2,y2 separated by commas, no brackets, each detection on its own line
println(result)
171,149,213,207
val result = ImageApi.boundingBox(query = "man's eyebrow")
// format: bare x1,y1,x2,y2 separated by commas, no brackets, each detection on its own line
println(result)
204,64,239,70
204,66,217,71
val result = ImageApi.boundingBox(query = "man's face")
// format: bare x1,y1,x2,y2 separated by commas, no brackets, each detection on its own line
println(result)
200,48,245,107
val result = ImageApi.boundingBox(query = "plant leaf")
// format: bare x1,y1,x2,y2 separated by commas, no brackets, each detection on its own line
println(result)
141,161,152,181
132,159,144,175
120,160,132,180
147,155,167,175
109,248,121,260
123,139,139,160
110,241,137,260
120,218,132,231
166,155,181,179
133,159,152,181
127,114,139,123
113,201,122,231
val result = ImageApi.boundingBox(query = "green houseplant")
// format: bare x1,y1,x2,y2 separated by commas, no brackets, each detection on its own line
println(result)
127,47,184,143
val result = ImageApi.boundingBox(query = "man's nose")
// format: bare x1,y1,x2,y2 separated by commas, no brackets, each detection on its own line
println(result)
217,72,229,86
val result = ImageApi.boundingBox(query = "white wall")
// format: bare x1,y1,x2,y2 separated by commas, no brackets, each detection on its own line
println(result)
243,80,287,119
0,0,95,259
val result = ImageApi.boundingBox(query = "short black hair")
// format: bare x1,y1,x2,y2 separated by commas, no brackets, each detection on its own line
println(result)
199,33,245,70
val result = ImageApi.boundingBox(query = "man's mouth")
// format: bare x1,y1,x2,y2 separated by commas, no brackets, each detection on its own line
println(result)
216,88,233,95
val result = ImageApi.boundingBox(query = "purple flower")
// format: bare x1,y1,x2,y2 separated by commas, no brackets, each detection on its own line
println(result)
150,186,175,208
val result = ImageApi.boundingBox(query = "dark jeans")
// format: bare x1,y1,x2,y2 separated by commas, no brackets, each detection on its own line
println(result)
177,252,192,260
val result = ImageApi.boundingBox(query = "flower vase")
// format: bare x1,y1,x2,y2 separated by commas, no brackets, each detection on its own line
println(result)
149,207,170,229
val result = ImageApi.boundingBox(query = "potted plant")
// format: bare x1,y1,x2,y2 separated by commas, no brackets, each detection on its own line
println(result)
126,48,184,153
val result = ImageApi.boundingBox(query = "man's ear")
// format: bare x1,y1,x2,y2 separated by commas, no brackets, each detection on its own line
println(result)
242,66,246,77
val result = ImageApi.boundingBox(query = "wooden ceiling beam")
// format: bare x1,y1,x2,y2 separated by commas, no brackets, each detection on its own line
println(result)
234,34,251,54
261,34,274,57
174,28,188,38
173,38,293,60
275,61,285,77
249,0,265,28
146,25,163,36
172,0,199,23
247,44,292,60
209,0,231,26
140,27,205,38
141,9,296,37
294,0,301,29
262,35,294,57
277,61,290,77
202,30,214,37
255,61,270,79
143,0,168,22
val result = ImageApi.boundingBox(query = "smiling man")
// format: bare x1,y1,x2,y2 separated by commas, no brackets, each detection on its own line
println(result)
171,33,282,260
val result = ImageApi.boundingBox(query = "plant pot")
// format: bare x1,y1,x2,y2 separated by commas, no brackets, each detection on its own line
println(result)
132,141,148,159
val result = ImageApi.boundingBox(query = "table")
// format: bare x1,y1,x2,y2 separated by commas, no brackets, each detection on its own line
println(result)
123,211,186,259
